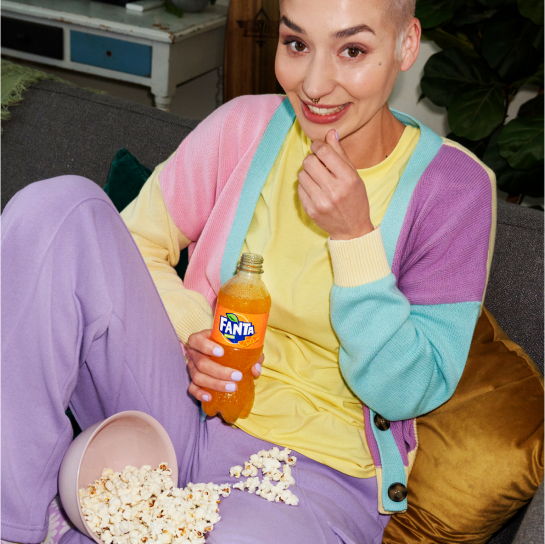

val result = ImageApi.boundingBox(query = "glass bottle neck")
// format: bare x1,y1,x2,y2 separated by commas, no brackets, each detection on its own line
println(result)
236,269,260,280
238,253,264,274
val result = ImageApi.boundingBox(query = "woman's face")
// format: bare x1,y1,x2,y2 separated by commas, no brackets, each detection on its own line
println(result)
275,0,404,143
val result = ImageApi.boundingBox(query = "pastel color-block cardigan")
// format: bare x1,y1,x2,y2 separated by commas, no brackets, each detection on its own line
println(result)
159,94,494,514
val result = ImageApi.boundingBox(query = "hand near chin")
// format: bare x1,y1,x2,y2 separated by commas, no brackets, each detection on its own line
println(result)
298,129,374,240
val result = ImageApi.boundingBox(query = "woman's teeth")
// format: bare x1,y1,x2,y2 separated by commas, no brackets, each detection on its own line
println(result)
307,103,348,115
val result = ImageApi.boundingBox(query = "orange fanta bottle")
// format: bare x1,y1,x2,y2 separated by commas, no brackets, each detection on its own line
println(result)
203,253,271,423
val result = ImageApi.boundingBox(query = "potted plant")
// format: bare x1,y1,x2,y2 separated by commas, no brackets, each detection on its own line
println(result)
416,0,544,203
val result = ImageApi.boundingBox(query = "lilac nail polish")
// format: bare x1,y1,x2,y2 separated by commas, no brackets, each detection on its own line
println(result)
231,370,243,382
255,363,262,374
213,347,224,357
335,130,339,141
202,394,210,402
225,383,236,392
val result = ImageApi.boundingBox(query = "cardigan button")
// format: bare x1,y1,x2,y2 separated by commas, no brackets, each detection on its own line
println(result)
388,483,407,502
374,413,390,431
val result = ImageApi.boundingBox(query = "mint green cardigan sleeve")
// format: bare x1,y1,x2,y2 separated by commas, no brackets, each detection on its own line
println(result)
331,275,481,421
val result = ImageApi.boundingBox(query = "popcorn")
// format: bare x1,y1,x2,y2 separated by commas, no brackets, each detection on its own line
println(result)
229,447,299,507
280,465,295,486
277,448,291,463
246,477,260,494
255,477,272,497
249,454,263,468
79,464,229,544
241,462,258,478
284,493,299,506
229,465,242,478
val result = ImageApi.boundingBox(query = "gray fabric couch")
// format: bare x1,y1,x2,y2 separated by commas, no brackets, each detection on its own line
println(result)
2,80,543,544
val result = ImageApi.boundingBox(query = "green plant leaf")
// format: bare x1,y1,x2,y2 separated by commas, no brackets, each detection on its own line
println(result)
423,28,478,57
513,63,544,90
483,127,509,172
496,163,545,198
531,26,544,50
421,49,499,107
497,163,544,196
415,0,466,28
518,95,544,118
448,84,505,140
452,10,496,27
483,127,544,197
481,10,541,81
477,0,516,7
226,313,239,323
497,115,544,169
518,0,544,24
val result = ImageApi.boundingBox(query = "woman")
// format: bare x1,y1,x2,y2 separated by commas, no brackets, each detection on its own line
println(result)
1,0,494,543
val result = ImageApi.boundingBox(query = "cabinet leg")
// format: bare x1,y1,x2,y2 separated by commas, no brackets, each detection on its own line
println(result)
154,94,173,111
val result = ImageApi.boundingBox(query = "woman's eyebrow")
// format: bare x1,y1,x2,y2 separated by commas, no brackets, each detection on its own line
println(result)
333,24,375,38
279,15,305,34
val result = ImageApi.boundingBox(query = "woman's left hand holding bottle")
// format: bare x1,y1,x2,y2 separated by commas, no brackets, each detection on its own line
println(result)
185,329,263,403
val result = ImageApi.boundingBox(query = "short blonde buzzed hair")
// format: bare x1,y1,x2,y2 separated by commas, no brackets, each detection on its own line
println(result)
385,0,416,59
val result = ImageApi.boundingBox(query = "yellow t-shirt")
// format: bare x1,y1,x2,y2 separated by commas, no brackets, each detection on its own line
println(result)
237,120,420,478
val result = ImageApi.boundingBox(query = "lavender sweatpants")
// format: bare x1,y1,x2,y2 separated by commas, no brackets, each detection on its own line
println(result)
1,176,389,544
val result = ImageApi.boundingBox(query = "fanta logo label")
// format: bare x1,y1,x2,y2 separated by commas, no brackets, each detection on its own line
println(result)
219,313,255,344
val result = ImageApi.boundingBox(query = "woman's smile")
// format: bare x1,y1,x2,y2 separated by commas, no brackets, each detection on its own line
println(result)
300,99,351,124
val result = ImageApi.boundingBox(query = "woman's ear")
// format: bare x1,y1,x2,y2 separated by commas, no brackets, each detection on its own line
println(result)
400,18,421,72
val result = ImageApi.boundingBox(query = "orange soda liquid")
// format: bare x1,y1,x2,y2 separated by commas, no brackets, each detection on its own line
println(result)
202,255,271,423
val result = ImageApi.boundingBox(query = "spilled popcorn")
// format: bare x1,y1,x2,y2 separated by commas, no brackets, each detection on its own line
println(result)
230,447,299,506
80,448,299,544
79,463,230,544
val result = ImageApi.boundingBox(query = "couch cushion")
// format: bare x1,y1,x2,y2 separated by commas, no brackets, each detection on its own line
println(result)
485,200,544,372
513,481,544,544
1,80,198,210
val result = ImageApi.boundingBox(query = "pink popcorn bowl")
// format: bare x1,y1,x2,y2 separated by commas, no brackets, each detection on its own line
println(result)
58,410,178,543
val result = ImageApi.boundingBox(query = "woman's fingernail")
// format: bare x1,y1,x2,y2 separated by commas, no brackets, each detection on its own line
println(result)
202,394,210,402
231,371,243,381
335,130,339,141
225,383,236,392
255,363,262,374
213,347,224,357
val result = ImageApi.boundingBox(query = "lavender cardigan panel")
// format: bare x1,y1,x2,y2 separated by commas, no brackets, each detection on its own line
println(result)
392,144,493,305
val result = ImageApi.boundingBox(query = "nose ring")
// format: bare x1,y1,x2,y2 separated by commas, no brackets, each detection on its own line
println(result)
311,98,320,104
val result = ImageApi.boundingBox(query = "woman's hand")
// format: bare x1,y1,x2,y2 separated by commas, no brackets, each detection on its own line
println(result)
298,129,374,240
185,329,263,403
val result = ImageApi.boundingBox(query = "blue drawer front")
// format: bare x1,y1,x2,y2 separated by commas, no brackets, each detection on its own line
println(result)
70,31,151,77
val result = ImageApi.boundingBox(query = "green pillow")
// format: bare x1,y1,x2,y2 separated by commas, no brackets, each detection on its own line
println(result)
104,148,152,213
103,148,188,278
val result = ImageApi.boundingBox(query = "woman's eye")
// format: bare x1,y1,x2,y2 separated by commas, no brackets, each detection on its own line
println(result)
288,41,307,53
341,46,365,58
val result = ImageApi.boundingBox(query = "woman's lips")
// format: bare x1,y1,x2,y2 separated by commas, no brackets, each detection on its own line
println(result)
300,99,351,124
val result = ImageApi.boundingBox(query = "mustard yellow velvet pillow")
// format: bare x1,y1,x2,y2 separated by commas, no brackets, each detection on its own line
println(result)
382,307,544,544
